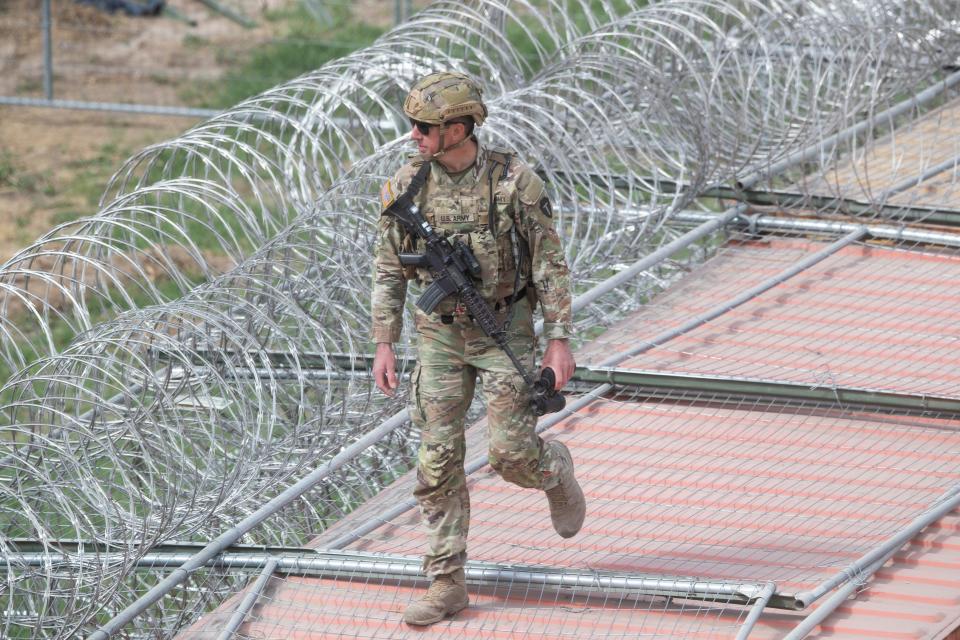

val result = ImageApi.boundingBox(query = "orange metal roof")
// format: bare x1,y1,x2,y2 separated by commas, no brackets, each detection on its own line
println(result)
181,233,960,639
581,238,960,396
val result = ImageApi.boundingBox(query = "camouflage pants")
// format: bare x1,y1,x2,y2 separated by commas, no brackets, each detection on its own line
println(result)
409,298,565,576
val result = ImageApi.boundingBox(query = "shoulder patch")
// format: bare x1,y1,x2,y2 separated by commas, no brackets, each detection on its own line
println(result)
380,178,398,211
538,196,553,218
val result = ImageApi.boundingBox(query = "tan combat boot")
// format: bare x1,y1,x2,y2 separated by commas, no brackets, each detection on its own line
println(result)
403,569,469,626
545,441,586,538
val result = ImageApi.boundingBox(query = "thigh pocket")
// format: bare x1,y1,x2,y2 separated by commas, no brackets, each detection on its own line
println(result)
486,372,532,425
409,363,425,424
508,372,532,413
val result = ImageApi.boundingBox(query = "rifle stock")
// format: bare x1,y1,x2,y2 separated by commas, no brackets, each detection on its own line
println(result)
398,253,429,268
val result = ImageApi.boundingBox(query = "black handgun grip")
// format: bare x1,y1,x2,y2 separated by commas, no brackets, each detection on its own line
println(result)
532,367,566,416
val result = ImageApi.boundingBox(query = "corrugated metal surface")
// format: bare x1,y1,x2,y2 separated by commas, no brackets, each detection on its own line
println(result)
332,399,957,587
579,238,960,396
181,234,960,639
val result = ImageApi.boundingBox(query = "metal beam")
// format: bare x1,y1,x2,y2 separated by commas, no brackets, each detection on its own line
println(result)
215,558,277,640
190,355,960,416
562,173,960,227
707,186,960,227
0,96,218,119
601,228,868,365
673,210,960,248
9,547,781,609
793,483,960,610
572,367,960,416
877,154,960,200
784,483,960,637
736,69,960,190
41,0,53,100
736,582,777,640
87,410,411,640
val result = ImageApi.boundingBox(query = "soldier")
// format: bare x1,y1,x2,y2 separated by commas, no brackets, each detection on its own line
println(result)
371,71,585,626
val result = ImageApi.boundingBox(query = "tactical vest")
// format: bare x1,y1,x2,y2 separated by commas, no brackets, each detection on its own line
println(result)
402,150,531,311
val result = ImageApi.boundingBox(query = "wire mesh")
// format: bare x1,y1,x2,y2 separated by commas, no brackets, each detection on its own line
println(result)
794,93,960,218
267,227,960,639
580,230,960,398
2,0,960,638
188,569,763,640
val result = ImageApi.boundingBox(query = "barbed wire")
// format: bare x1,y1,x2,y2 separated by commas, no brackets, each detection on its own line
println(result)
2,0,960,638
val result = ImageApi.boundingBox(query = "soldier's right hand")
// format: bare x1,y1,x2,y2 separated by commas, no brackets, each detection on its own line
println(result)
373,342,398,397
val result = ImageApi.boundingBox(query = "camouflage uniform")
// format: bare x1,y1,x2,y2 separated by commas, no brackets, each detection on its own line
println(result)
372,141,574,576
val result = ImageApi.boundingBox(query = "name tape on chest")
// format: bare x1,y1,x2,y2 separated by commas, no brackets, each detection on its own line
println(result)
437,210,478,225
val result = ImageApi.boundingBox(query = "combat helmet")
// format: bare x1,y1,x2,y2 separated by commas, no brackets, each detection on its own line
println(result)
404,71,487,156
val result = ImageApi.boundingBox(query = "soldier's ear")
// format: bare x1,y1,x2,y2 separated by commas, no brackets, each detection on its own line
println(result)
447,122,460,141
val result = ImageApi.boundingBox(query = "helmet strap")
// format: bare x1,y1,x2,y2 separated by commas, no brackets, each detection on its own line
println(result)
433,124,448,158
432,124,472,159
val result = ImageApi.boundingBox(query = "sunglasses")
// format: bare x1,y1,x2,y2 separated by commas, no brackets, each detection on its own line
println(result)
410,119,434,135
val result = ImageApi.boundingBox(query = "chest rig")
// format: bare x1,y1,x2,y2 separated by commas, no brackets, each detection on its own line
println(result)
383,156,566,417
402,150,529,318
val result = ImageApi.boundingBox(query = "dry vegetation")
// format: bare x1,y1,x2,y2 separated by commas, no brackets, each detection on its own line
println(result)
0,0,409,262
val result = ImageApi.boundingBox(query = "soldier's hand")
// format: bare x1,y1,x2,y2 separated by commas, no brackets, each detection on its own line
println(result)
373,342,398,397
542,338,575,390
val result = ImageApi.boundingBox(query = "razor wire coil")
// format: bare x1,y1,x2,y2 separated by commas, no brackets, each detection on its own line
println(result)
3,0,960,637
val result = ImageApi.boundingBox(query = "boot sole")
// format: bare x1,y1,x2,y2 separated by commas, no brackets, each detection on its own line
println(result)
403,598,469,626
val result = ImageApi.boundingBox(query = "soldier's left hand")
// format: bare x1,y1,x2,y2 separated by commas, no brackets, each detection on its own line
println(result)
542,339,575,390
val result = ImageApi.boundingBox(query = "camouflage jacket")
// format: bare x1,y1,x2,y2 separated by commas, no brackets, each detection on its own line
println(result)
371,140,573,343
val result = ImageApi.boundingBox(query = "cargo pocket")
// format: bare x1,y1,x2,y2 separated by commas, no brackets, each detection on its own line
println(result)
507,372,532,414
410,363,425,425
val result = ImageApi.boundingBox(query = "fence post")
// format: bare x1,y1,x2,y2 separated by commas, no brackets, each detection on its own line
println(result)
42,0,53,99
395,0,412,25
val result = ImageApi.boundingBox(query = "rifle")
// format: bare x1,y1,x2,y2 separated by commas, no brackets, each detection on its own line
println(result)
385,160,565,416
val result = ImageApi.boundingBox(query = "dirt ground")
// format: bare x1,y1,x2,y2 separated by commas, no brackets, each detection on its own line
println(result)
0,107,187,259
0,0,407,262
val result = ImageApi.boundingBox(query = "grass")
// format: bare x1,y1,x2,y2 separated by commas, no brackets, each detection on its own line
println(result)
0,151,16,186
182,4,385,110
2,136,144,240
0,150,52,196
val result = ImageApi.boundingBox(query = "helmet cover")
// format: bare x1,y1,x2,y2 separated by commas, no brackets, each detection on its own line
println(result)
403,71,487,127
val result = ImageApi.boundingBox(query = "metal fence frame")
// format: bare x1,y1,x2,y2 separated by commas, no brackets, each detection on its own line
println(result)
86,207,960,638
0,0,415,118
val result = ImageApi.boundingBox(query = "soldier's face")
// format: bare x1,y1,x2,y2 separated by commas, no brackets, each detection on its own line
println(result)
411,120,441,156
